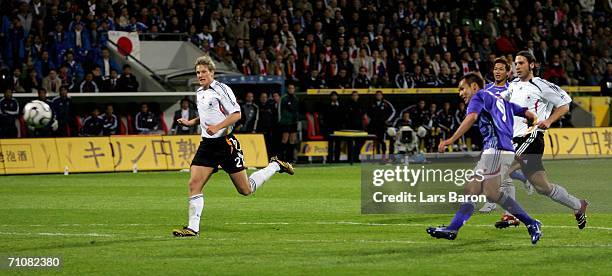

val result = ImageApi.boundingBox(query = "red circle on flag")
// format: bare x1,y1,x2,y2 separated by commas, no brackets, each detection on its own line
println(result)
117,36,133,56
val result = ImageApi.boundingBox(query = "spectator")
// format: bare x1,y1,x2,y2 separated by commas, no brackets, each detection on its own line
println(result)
279,84,299,162
102,69,120,92
63,51,85,83
323,91,345,163
101,104,119,135
171,98,198,135
256,92,276,155
394,110,414,130
303,69,325,89
0,89,20,138
395,63,413,88
601,62,612,97
51,86,75,136
42,69,62,94
24,69,41,93
34,51,56,81
91,66,104,89
81,108,104,136
437,102,455,141
79,73,99,92
543,54,570,85
117,65,139,92
9,68,26,93
353,66,371,88
34,89,50,106
367,91,395,159
134,103,159,134
236,92,259,133
95,48,121,78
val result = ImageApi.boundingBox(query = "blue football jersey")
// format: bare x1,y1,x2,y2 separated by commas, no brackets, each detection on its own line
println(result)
484,82,509,95
467,89,527,152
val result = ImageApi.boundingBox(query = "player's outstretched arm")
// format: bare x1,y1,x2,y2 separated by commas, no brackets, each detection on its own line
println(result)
438,112,478,152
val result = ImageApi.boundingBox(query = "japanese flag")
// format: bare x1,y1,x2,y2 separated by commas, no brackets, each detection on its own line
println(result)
108,31,141,60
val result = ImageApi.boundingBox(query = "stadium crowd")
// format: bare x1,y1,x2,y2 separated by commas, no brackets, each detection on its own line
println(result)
1,0,611,160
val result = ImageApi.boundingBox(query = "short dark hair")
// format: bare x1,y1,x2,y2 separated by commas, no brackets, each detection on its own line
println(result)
330,91,338,96
461,72,484,90
494,57,511,71
516,50,536,64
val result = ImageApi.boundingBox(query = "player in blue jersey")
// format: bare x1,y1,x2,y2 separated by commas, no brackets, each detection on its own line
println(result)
478,58,536,227
427,73,543,245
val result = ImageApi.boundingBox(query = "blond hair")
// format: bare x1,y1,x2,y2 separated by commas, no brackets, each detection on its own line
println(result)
194,55,216,71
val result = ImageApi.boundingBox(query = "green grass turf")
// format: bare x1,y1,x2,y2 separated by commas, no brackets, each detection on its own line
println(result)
0,159,611,275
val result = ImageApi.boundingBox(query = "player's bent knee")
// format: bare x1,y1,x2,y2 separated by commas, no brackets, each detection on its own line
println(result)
237,187,252,196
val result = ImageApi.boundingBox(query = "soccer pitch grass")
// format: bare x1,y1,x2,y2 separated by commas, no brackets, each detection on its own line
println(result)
1,159,611,274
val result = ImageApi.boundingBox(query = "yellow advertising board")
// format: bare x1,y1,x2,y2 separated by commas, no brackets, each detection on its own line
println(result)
162,135,202,170
110,135,170,171
544,127,612,159
55,137,115,173
0,138,61,174
0,142,4,175
299,141,329,157
234,134,269,168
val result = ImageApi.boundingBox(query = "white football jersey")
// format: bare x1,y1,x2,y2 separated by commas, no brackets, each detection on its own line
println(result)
196,80,241,138
501,77,571,137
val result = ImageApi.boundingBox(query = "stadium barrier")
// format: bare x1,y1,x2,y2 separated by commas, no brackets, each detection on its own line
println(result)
0,134,268,175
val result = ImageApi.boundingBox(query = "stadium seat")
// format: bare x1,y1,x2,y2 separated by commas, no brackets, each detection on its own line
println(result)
305,112,324,141
126,115,135,134
119,117,127,135
74,115,83,135
159,112,169,134
18,117,27,138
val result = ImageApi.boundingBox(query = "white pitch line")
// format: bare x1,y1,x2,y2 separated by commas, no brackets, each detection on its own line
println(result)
228,221,612,231
0,232,113,237
1,233,610,248
1,221,611,231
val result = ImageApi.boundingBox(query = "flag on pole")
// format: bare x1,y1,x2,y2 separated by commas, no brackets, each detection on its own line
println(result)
108,31,141,60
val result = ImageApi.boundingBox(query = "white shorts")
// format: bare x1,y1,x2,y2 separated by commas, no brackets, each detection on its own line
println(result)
474,148,515,180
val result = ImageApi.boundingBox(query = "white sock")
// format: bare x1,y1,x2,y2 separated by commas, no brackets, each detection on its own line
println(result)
187,194,204,232
549,184,581,211
500,178,516,216
248,162,280,193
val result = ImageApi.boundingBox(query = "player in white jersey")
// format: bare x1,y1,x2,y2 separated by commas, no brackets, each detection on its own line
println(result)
172,56,294,237
478,58,536,224
498,51,588,229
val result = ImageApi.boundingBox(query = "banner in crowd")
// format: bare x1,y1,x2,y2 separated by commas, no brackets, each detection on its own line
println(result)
0,134,268,175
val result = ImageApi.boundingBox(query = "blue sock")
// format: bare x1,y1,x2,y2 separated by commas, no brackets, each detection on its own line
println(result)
446,202,475,231
497,192,535,225
510,170,528,183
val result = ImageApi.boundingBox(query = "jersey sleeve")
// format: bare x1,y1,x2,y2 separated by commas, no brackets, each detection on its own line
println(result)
466,92,484,115
537,78,572,107
218,83,241,114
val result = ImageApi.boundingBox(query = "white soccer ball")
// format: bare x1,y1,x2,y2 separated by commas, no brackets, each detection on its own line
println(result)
23,100,53,129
